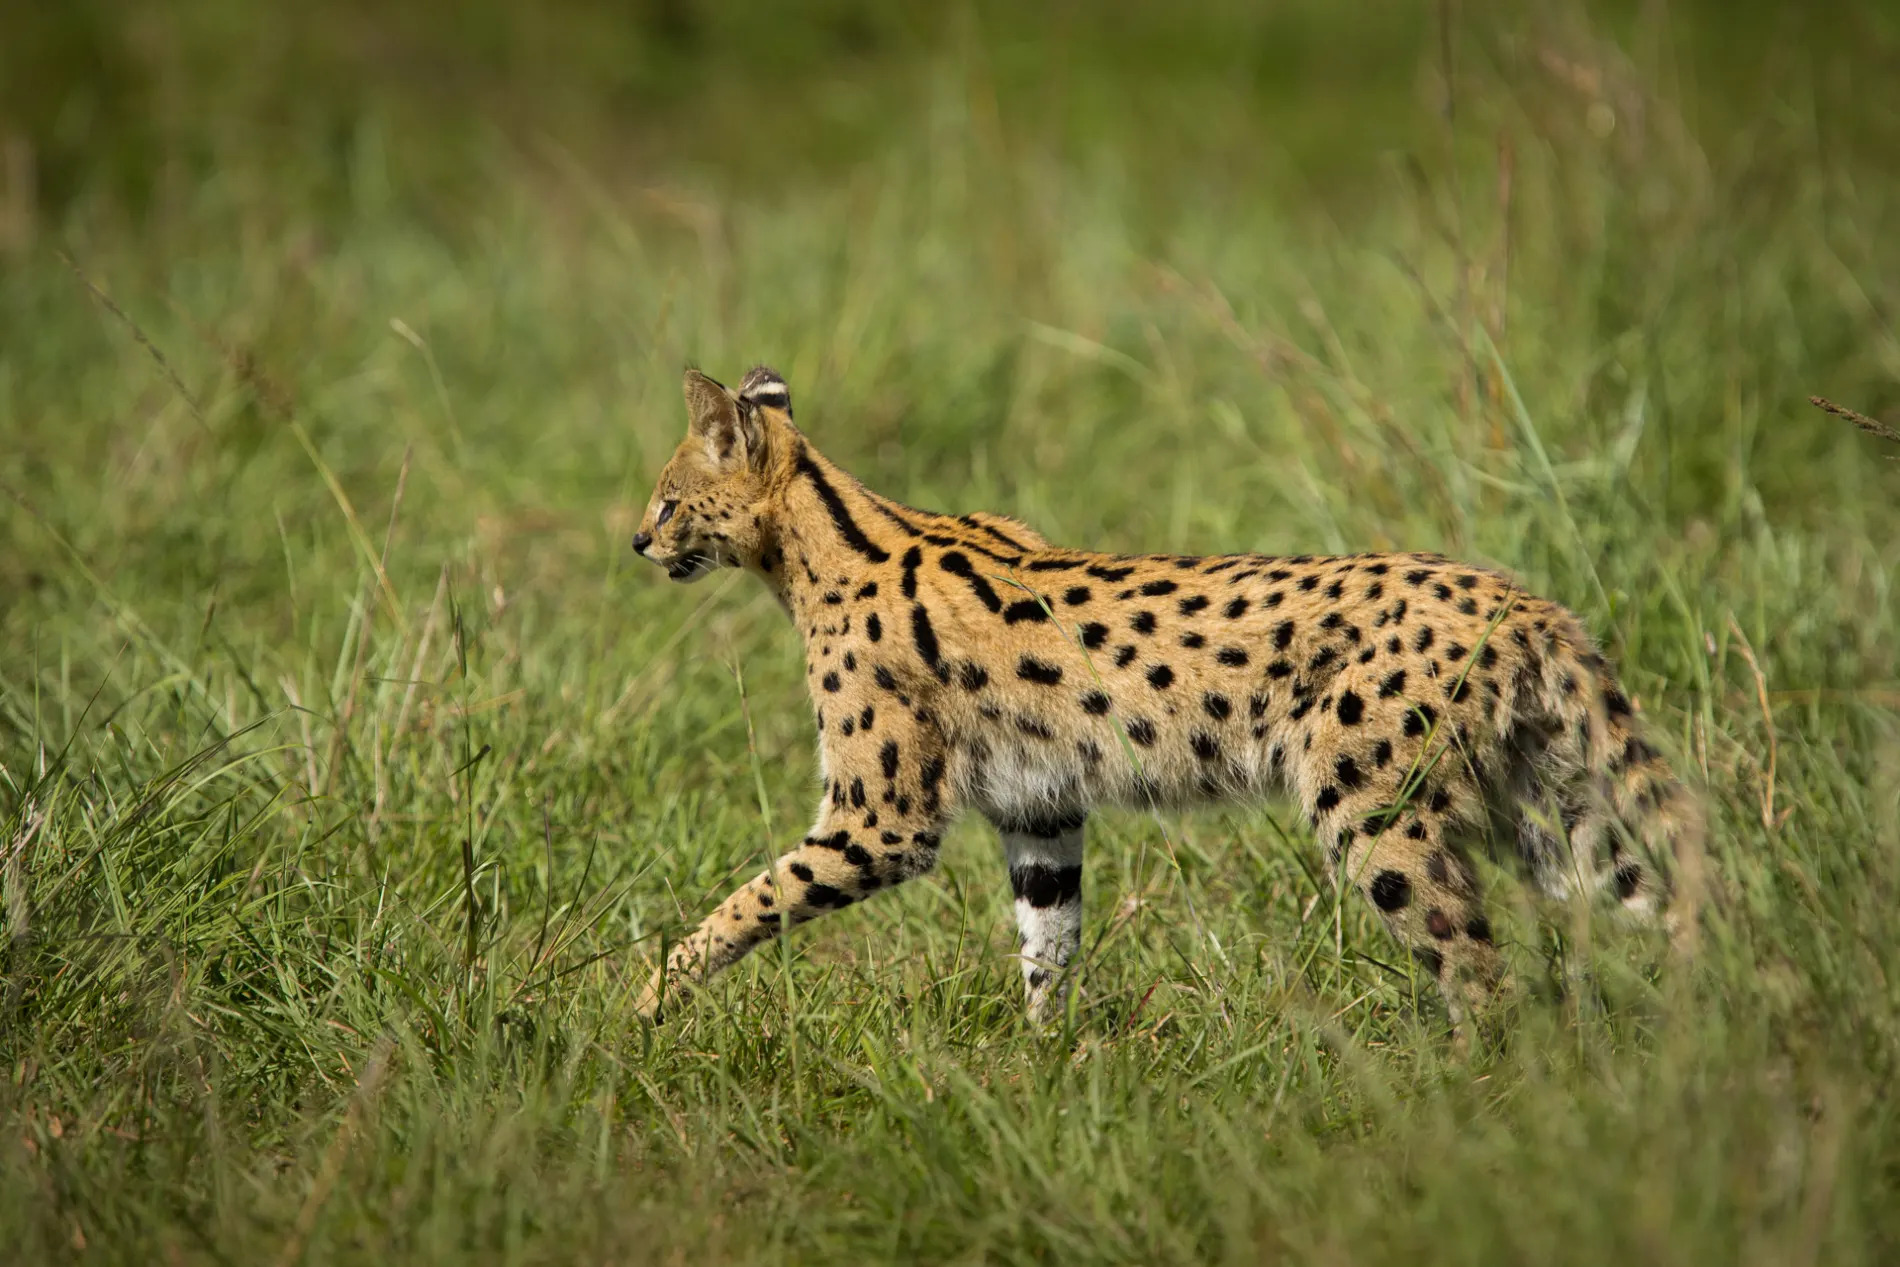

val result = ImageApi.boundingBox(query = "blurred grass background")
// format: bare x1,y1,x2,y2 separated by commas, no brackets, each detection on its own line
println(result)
2,0,1899,1262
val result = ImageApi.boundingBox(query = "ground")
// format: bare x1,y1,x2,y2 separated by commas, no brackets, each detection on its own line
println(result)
1,1,1898,1263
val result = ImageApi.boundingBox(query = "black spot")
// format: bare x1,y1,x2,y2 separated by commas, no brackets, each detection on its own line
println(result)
959,662,990,691
1426,908,1455,939
1414,626,1436,652
938,551,1003,612
1059,587,1091,608
1080,621,1110,649
900,546,923,597
1202,693,1232,720
855,582,879,599
1087,563,1135,582
1324,580,1344,599
1217,647,1250,667
1179,632,1206,649
1114,645,1138,668
1191,732,1221,760
1478,645,1499,669
1386,635,1402,654
843,652,857,672
840,717,855,736
1334,754,1363,789
909,605,943,672
1274,621,1296,650
821,672,841,693
804,883,853,909
1320,612,1344,631
1140,579,1178,596
1365,582,1384,601
866,613,883,642
1604,687,1633,718
1444,678,1470,704
880,740,900,779
1378,669,1407,698
1308,647,1336,672
1465,916,1492,943
789,862,815,882
1433,583,1453,600
1372,739,1393,767
1445,643,1467,663
1336,691,1364,726
1010,863,1083,909
1614,863,1644,899
1457,573,1479,590
1018,656,1064,686
1130,611,1158,635
1224,597,1250,619
1125,718,1157,746
1427,787,1452,813
1370,870,1412,911
1249,694,1269,718
1081,691,1111,715
1266,659,1293,679
1147,665,1174,690
1426,852,1450,884
1403,703,1436,736
1179,595,1210,615
1620,736,1658,769
1003,599,1050,625
1315,786,1342,812
1263,591,1284,608
1016,715,1054,740
842,843,873,868
823,590,843,606
1299,576,1319,592
1407,822,1429,841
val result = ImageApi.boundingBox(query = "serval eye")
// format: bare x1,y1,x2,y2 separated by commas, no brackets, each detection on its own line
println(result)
656,499,678,528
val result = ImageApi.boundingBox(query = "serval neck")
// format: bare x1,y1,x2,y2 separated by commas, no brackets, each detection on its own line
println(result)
764,440,1026,635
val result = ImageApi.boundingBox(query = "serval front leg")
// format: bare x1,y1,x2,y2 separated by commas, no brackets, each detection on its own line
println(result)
638,721,954,1018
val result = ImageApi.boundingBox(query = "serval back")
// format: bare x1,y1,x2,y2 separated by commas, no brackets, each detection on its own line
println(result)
628,365,1702,1034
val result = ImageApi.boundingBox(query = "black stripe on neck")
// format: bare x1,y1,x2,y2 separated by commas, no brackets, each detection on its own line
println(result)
793,450,891,563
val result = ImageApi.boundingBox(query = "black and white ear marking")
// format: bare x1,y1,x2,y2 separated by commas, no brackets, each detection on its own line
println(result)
738,364,793,421
682,368,765,466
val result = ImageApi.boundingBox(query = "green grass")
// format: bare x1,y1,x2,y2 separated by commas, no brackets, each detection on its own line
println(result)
3,1,1899,1261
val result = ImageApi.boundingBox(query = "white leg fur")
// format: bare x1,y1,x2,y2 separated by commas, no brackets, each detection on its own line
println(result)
1002,824,1086,1023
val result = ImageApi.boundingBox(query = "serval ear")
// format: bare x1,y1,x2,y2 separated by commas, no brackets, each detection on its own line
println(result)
737,365,793,422
682,368,764,467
